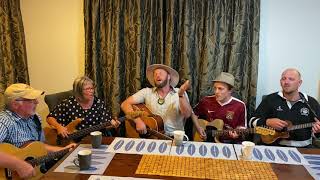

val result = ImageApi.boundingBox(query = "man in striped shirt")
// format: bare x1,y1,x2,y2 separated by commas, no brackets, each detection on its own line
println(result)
0,83,76,151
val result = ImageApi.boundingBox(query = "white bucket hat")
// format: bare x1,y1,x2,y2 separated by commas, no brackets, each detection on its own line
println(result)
146,64,179,87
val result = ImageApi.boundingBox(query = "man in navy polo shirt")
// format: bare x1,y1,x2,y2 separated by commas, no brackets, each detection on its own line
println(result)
249,68,320,147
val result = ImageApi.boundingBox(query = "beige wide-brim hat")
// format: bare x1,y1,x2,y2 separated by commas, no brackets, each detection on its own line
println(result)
146,64,179,87
212,72,235,87
4,83,44,101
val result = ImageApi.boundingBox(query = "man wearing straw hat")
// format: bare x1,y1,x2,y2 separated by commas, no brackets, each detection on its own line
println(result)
193,72,247,143
121,64,192,136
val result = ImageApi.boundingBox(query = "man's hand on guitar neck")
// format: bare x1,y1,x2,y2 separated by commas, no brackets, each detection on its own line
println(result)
312,117,320,133
135,118,147,134
266,118,288,130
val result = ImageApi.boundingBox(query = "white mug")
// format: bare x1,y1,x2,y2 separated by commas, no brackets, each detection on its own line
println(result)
241,141,255,160
173,130,189,146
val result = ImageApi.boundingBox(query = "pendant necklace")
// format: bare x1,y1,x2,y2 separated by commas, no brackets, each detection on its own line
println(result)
158,97,165,105
157,92,167,105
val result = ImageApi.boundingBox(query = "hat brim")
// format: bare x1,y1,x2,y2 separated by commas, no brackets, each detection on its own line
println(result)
211,80,234,87
146,64,179,87
22,90,45,99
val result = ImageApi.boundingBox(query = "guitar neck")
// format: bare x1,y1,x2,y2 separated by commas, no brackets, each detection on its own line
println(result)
212,128,254,137
67,121,112,140
27,148,69,167
147,129,173,140
288,122,314,131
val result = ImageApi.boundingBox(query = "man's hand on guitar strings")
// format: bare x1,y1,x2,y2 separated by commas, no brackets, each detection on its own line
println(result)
135,118,147,134
197,126,207,140
312,117,320,133
266,118,288,130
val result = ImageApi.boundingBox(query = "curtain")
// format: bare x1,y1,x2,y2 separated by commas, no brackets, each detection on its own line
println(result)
0,0,29,109
84,0,260,117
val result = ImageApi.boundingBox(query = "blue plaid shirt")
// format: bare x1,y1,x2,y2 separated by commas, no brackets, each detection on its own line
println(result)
0,110,45,147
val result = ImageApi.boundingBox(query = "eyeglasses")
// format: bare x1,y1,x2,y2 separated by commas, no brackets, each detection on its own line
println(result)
15,99,38,103
82,87,95,91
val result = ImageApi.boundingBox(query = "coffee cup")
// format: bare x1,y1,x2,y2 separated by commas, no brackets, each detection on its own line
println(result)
90,131,102,148
73,149,92,170
173,130,189,146
241,141,255,160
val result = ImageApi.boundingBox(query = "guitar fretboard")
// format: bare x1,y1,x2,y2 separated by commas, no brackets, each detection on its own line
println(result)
147,129,173,140
211,128,255,137
288,122,314,131
28,148,70,166
66,121,113,141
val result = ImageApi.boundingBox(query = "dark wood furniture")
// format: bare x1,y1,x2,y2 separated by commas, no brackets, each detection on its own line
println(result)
40,137,315,180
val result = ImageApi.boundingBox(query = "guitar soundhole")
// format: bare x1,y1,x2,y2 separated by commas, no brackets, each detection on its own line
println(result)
206,126,217,142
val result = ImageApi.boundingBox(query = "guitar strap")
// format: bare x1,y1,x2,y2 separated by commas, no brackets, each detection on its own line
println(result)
299,92,319,119
33,115,43,141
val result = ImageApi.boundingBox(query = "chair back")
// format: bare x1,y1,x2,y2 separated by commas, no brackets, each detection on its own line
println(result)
44,90,73,111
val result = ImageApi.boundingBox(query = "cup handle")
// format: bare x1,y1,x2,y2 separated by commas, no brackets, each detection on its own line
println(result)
184,134,189,141
181,134,189,144
73,158,79,167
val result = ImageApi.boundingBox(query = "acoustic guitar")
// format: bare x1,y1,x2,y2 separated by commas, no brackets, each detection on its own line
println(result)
260,121,315,144
125,104,172,140
194,119,275,143
45,118,115,146
0,141,70,180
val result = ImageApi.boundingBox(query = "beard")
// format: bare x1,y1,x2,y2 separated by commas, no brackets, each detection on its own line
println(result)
155,78,168,88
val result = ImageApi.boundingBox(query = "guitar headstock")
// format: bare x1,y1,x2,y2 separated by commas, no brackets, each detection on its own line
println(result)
255,126,276,136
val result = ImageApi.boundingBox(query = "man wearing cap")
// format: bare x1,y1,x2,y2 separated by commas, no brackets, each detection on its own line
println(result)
193,72,247,143
0,83,76,151
121,64,192,136
249,68,320,147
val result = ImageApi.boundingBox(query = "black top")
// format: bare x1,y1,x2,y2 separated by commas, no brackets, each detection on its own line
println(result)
249,92,320,143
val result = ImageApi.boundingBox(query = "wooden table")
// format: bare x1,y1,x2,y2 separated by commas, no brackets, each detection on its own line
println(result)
40,137,316,180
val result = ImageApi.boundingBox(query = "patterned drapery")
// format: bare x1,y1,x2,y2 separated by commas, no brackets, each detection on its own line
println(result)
84,0,260,117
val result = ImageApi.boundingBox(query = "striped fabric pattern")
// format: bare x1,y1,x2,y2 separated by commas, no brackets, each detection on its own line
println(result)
0,110,45,147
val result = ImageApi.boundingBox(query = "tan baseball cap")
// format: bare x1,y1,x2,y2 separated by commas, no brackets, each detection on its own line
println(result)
212,72,235,87
4,83,44,101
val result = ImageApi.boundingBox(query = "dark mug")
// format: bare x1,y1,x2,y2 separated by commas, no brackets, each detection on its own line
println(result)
73,150,92,170
90,131,102,148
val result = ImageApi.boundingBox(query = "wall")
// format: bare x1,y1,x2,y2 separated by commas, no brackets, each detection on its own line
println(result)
20,0,84,123
20,0,320,121
257,0,320,105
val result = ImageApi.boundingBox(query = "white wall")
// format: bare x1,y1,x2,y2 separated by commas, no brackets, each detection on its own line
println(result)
257,0,320,106
20,0,84,122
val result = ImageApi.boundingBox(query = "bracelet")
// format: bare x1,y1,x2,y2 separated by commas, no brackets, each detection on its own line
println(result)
179,95,184,98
